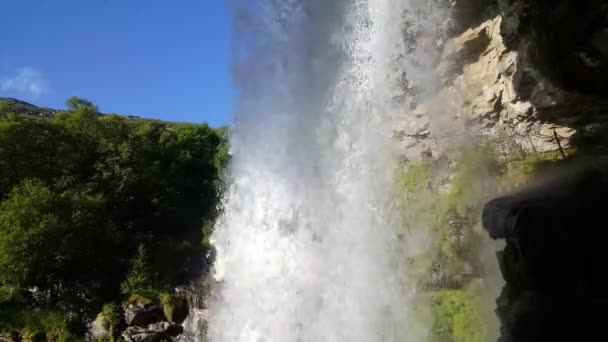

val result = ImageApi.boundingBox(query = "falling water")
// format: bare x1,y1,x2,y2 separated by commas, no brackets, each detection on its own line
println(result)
208,1,448,341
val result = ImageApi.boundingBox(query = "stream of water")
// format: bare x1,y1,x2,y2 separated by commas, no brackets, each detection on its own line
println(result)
206,1,449,341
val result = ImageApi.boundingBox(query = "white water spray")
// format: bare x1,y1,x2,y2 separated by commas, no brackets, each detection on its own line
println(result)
208,1,448,341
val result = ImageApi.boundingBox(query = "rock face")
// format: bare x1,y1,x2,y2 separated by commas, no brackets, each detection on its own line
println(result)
167,296,189,325
440,15,580,152
394,2,608,341
124,302,164,327
87,314,110,341
404,2,608,342
395,1,608,161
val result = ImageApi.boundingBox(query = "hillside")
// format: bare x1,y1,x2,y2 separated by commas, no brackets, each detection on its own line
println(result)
0,97,157,122
0,97,228,342
0,98,58,118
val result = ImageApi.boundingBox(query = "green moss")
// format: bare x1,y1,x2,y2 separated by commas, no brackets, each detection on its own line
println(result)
498,148,573,189
158,292,175,322
158,292,187,323
397,161,434,197
444,143,502,215
523,149,571,170
430,290,487,342
397,142,504,291
395,139,573,340
126,293,153,306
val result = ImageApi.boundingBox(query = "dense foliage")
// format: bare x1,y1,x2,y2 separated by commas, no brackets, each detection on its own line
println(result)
0,98,227,338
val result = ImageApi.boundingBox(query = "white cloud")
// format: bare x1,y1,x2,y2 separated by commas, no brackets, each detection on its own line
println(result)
1,67,48,97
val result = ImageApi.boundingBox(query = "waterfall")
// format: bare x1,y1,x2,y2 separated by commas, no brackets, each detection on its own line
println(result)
206,1,449,341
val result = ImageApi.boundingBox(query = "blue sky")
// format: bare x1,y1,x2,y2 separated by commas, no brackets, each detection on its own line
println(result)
0,1,235,126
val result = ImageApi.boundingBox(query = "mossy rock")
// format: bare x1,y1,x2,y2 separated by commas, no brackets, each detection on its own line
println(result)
158,293,188,324
430,290,487,342
397,161,434,197
125,294,154,306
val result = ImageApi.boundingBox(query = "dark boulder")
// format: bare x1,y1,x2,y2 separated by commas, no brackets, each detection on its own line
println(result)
124,302,164,327
483,160,608,341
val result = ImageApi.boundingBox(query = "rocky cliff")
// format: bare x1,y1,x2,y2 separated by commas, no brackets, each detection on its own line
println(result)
395,1,608,341
394,2,608,341
396,0,608,161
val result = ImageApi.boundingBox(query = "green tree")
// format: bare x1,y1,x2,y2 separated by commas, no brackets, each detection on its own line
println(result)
0,180,68,288
213,126,230,172
65,96,98,112
0,180,114,306
0,116,94,197
54,104,102,139
120,244,155,296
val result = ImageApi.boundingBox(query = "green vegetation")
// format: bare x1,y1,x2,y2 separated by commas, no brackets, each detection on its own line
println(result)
158,293,187,323
100,303,122,342
65,96,98,112
0,308,83,342
497,149,570,189
397,160,434,197
430,290,486,342
120,245,156,297
396,138,564,341
125,294,153,306
0,97,227,339
441,142,502,215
